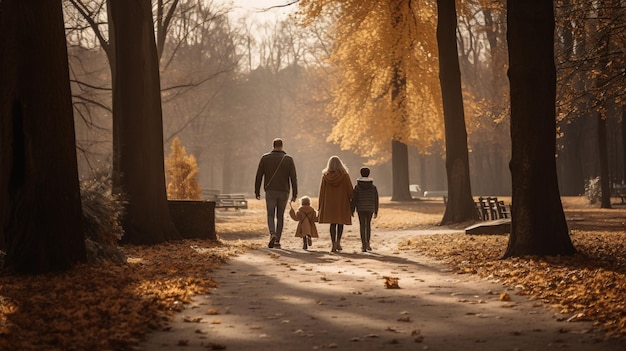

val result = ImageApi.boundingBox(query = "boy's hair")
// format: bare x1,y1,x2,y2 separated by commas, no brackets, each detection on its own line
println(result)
300,196,311,206
360,167,370,177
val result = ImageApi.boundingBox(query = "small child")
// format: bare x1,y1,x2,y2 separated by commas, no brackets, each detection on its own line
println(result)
289,196,319,250
351,167,379,252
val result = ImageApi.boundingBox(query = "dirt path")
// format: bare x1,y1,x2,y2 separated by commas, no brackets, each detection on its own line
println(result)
141,225,626,351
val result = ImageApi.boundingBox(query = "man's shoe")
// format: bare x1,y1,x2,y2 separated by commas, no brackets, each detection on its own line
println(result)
307,235,313,247
367,244,372,251
268,235,276,248
274,242,281,249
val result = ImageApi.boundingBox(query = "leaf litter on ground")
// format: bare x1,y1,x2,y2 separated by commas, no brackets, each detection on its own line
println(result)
1,197,625,350
0,239,252,350
398,227,626,339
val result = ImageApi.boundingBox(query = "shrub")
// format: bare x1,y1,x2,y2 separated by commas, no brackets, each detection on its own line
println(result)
80,170,126,263
165,137,201,200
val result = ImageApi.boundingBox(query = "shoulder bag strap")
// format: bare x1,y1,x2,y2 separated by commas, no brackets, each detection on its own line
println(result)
264,155,286,190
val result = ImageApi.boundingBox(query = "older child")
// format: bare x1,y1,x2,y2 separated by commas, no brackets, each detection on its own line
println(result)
289,196,319,250
351,167,379,252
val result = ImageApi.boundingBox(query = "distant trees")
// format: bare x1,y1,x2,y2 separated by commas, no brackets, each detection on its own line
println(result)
555,1,626,203
0,0,86,273
456,1,510,196
504,0,576,257
60,0,624,205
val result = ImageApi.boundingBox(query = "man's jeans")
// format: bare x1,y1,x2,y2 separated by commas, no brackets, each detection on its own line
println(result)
265,190,289,241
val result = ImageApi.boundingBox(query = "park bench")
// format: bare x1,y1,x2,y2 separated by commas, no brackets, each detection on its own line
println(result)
201,189,221,200
475,196,509,221
201,189,248,210
214,194,248,210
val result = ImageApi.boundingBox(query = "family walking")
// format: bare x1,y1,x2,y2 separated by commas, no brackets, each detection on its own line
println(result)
255,138,379,252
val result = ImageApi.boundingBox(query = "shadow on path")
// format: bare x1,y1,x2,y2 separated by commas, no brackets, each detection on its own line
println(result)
140,229,626,351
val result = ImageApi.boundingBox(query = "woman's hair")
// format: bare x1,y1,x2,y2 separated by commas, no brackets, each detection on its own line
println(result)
322,155,348,175
300,196,311,206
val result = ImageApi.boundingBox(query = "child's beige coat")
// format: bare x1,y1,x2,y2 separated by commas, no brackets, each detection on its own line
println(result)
289,205,319,238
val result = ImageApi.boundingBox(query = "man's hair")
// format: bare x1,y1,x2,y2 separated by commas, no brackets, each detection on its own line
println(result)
360,167,370,177
273,138,283,148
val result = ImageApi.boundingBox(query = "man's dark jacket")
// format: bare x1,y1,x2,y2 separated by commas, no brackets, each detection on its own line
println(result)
255,150,297,197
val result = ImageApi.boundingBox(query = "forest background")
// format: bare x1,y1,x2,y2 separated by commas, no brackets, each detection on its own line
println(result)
65,0,626,199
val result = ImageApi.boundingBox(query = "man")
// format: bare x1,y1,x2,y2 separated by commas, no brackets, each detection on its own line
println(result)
255,138,298,249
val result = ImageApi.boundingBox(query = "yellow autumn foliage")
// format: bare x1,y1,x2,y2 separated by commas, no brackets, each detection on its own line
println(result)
165,137,201,200
298,0,444,163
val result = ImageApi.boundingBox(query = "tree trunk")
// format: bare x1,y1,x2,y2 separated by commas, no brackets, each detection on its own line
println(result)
504,0,576,257
437,0,479,224
109,0,180,244
598,113,612,208
391,141,412,201
0,0,86,273
387,3,413,202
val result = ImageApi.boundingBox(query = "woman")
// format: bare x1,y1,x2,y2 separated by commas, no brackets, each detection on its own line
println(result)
318,156,353,252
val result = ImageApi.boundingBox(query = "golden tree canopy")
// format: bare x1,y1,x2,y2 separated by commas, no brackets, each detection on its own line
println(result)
298,0,444,162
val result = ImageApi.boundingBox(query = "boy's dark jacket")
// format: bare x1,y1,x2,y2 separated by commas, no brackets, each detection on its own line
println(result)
351,177,379,214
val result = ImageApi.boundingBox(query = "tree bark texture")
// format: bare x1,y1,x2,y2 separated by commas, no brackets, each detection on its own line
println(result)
504,0,576,257
0,0,86,273
437,0,479,224
109,0,180,244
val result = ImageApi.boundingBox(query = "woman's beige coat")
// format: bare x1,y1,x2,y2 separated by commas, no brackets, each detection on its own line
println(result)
318,171,353,225
289,205,319,238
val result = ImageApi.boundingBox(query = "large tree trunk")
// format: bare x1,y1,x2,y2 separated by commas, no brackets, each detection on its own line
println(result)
109,0,180,244
504,0,576,257
0,0,86,273
437,0,479,224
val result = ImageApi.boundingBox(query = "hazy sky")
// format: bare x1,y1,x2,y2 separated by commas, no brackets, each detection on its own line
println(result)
225,0,295,24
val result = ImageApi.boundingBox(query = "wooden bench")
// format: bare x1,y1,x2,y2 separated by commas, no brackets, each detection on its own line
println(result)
214,194,248,210
475,196,509,221
201,189,221,200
